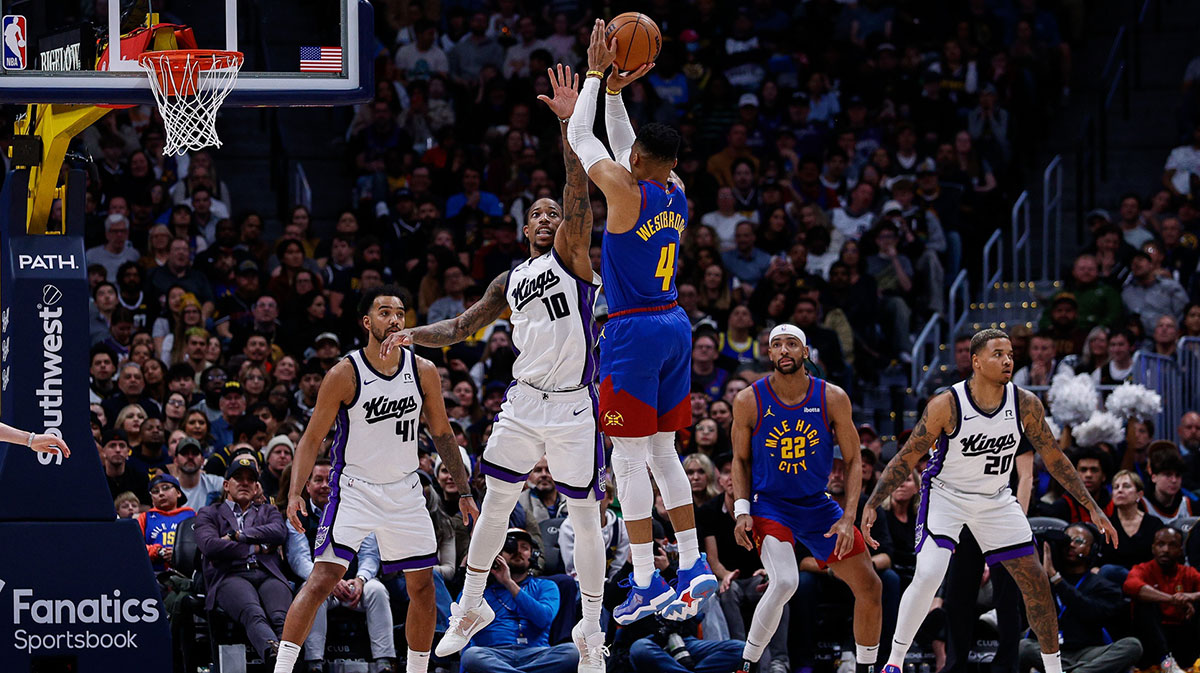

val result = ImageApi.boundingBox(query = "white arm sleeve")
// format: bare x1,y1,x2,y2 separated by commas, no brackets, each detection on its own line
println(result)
567,77,612,173
606,91,637,170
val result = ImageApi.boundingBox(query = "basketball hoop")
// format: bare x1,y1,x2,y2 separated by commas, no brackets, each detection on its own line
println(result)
138,49,243,156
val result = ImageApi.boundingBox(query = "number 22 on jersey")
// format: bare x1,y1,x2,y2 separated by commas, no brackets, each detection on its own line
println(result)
655,242,677,291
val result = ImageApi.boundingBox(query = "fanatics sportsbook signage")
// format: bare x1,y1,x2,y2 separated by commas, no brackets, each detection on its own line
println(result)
0,169,170,669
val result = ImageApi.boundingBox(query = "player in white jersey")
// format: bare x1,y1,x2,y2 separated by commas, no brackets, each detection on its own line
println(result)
379,65,610,672
862,329,1119,673
273,286,478,673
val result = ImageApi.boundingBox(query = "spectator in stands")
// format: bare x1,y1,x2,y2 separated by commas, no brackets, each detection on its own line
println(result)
1147,315,1181,358
258,435,294,502
684,453,720,509
1162,125,1200,197
1142,445,1199,525
1048,448,1114,524
1160,219,1198,289
127,414,169,480
427,264,471,323
790,297,846,384
559,475,629,590
210,381,246,449
1099,470,1164,587
102,429,150,505
691,333,729,401
395,19,449,80
115,491,140,519
86,214,142,280
285,459,396,672
699,453,790,671
1125,526,1200,673
624,614,744,673
1123,251,1190,333
883,468,920,588
446,167,503,220
1040,293,1088,359
1180,412,1200,460
1013,332,1060,388
138,473,195,572
172,437,223,509
449,12,504,90
701,188,745,252
832,182,878,242
514,457,565,552
194,455,290,665
723,222,772,289
147,237,214,314
1019,523,1142,673
1093,328,1136,385
1060,326,1109,377
459,528,579,673
865,222,914,360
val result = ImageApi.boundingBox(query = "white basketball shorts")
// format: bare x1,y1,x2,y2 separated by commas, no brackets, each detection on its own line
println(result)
314,470,437,572
914,477,1036,565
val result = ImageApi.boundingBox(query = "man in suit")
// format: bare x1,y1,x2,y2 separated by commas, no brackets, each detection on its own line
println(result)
194,454,291,664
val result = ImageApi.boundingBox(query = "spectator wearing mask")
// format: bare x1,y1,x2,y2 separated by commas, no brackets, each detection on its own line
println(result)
172,437,224,509
285,459,396,672
514,457,566,552
459,528,579,673
194,455,290,665
1125,527,1200,673
1142,445,1199,525
138,474,196,572
1122,251,1189,333
101,429,150,505
1019,523,1142,673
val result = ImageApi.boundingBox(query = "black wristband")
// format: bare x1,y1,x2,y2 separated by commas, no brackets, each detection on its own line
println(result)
456,491,474,500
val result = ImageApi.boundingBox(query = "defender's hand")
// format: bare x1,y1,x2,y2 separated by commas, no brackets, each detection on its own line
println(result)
379,329,414,358
607,63,655,91
586,20,617,73
287,494,308,534
537,64,580,119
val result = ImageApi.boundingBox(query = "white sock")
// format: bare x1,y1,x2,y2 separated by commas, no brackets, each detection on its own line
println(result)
676,528,700,568
1041,650,1063,673
274,640,302,673
460,567,487,609
407,649,431,673
631,541,655,586
581,592,603,634
742,638,766,663
567,499,606,634
857,643,879,665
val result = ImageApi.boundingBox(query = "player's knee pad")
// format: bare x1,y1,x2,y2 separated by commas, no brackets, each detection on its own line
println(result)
760,536,799,598
646,431,691,510
610,437,653,520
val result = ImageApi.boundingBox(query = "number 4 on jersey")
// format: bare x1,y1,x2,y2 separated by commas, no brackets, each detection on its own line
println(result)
656,242,677,291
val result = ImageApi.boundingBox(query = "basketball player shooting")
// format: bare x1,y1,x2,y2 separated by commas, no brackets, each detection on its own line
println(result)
730,325,881,673
567,19,717,624
273,286,478,673
378,64,611,670
861,328,1118,673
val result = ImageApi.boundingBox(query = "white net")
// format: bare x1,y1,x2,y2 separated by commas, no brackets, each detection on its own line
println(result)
138,51,244,156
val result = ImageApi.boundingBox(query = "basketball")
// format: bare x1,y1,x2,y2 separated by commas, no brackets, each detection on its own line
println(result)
605,12,661,72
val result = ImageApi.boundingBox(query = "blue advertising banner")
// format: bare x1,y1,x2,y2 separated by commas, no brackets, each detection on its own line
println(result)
0,521,172,671
0,170,113,521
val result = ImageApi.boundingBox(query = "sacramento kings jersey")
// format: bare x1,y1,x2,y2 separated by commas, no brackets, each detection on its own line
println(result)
748,376,836,502
925,379,1022,496
505,250,600,391
334,348,424,484
601,179,687,313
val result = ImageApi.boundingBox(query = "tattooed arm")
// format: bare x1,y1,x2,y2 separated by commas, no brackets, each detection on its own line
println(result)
416,355,479,526
380,272,509,355
860,390,954,547
1018,387,1118,545
553,88,595,279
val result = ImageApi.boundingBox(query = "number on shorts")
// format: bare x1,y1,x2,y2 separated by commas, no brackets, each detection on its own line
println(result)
655,242,676,292
540,292,571,321
983,453,1013,475
396,419,415,442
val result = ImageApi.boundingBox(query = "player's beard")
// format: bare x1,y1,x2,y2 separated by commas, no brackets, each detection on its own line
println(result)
773,358,800,374
370,325,396,345
530,236,553,256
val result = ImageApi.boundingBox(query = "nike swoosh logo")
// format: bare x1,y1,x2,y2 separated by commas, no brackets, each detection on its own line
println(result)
963,415,978,421
573,408,588,416
363,379,377,386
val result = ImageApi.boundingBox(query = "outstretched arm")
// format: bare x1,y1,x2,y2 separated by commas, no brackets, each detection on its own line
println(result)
604,63,654,169
538,64,594,279
380,273,508,354
1018,388,1118,545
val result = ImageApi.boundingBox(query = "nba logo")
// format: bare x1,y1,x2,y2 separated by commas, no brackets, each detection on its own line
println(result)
2,15,27,70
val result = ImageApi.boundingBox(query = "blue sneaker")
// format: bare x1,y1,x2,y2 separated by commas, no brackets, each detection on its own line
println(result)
613,571,675,625
880,665,902,673
662,553,718,620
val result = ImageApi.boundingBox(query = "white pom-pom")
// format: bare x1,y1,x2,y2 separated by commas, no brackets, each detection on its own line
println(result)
1044,415,1062,441
1105,382,1163,422
1072,411,1125,448
1048,373,1099,427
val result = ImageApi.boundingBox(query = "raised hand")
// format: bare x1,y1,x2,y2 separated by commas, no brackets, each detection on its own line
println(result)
607,62,655,92
586,19,617,74
537,64,580,119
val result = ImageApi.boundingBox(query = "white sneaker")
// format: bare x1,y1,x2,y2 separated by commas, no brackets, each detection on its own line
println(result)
572,621,608,673
434,600,495,657
1163,655,1186,673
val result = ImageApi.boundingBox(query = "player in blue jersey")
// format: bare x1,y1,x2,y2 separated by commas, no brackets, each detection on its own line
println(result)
730,324,882,673
567,20,717,624
138,473,196,571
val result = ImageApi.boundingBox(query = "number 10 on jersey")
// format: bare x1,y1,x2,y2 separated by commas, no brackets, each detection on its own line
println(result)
656,242,677,291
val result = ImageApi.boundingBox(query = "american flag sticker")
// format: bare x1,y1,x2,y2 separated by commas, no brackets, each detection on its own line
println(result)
299,46,341,72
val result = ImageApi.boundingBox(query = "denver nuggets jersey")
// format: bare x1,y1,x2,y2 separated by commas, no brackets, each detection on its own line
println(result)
749,376,836,501
601,179,687,313
506,250,601,390
141,508,196,571
924,380,1022,496
336,349,424,484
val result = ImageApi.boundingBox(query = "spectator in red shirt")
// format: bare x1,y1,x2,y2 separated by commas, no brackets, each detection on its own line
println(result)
1124,527,1200,672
